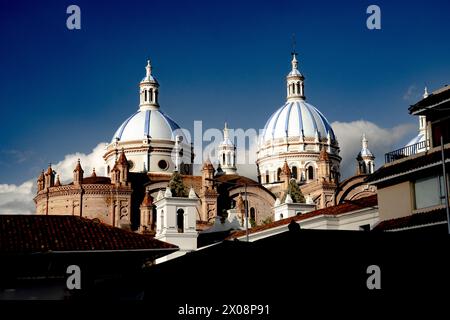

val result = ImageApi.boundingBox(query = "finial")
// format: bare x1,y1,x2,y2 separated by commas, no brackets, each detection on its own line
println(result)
423,86,429,99
362,133,368,149
145,59,152,77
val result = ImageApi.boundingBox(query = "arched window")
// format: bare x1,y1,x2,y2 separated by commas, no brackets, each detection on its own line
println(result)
307,166,314,180
155,90,158,103
250,207,256,221
144,90,147,101
280,213,284,219
107,165,110,175
296,82,300,94
277,168,282,181
360,163,366,174
265,170,269,183
222,153,226,165
149,88,153,102
292,166,298,179
177,208,184,233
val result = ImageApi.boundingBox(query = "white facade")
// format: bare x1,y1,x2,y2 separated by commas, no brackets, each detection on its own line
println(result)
256,53,340,189
273,195,316,221
103,60,193,175
154,188,199,262
232,207,379,242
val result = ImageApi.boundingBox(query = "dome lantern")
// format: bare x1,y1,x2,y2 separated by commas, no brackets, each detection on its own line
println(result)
139,59,160,110
286,52,305,101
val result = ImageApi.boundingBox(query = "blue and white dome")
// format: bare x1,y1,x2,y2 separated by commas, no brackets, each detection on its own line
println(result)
112,109,184,143
260,99,335,144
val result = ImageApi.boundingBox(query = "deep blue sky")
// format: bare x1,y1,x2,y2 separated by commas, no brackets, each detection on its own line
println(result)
1,0,450,184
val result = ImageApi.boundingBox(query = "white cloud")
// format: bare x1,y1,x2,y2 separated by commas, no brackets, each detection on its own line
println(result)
51,143,108,183
0,181,35,214
0,143,107,215
0,122,417,215
331,120,416,178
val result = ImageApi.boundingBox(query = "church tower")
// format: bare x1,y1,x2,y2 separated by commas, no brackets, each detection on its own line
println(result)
217,123,237,175
73,160,84,186
356,134,375,174
200,159,218,222
44,164,55,189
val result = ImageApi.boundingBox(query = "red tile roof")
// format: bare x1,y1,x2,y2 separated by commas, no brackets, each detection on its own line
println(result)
226,195,378,239
0,215,178,254
373,207,447,231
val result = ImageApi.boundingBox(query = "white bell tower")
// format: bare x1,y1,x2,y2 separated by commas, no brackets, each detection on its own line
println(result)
217,122,237,174
154,187,200,258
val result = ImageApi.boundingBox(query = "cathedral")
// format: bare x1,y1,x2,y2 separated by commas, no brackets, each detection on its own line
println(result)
34,53,376,235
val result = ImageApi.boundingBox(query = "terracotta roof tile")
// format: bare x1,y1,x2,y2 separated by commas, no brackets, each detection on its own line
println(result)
0,215,178,254
373,207,447,231
226,195,378,239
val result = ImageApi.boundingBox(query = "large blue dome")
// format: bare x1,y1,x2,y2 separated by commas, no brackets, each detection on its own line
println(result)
260,99,336,145
112,109,183,143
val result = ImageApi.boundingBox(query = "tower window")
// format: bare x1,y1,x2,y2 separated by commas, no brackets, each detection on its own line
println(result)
222,153,226,165
177,208,184,233
292,166,298,179
307,166,314,180
144,90,147,102
250,207,256,225
265,170,269,183
149,88,153,102
277,168,282,181
296,82,300,94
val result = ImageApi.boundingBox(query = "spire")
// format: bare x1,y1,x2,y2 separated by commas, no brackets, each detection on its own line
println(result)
423,86,429,99
362,133,368,149
281,160,291,176
37,170,44,182
74,159,83,172
223,122,229,141
286,49,305,101
73,159,84,185
145,59,152,78
291,52,298,71
54,174,61,187
141,190,153,207
46,163,53,175
117,149,128,166
139,59,159,110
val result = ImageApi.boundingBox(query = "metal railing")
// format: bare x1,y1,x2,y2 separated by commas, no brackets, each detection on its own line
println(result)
384,140,429,163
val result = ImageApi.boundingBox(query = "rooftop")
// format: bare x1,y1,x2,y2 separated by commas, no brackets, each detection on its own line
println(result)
374,207,448,231
226,195,378,239
0,215,178,254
